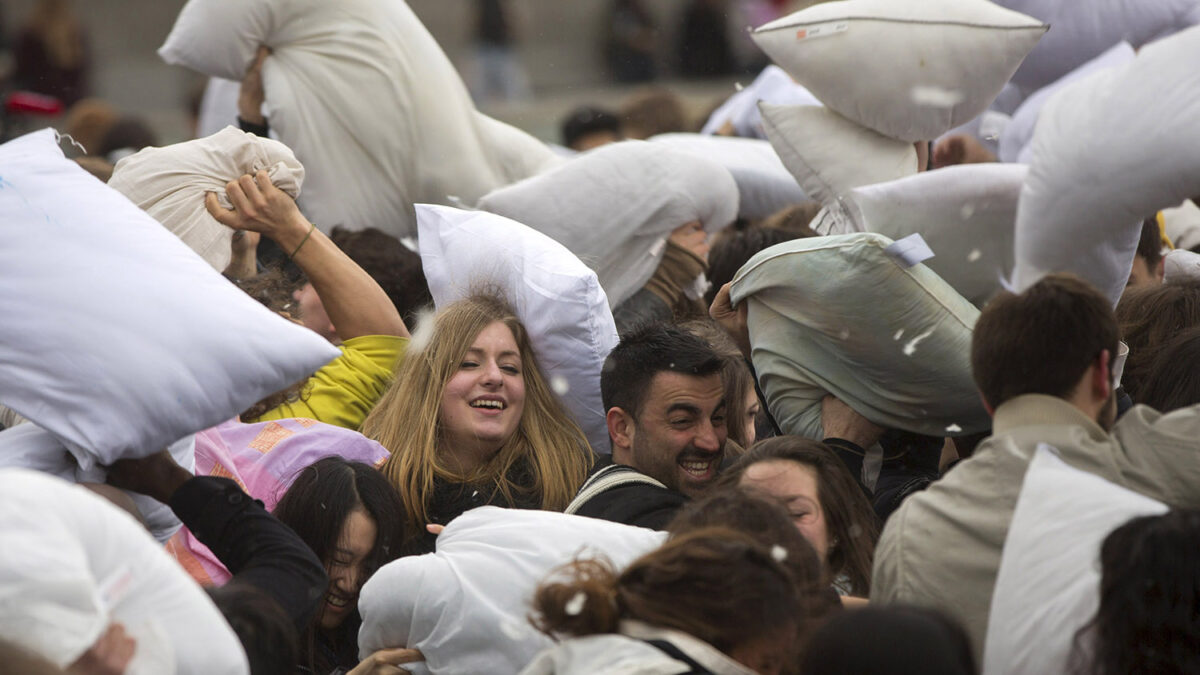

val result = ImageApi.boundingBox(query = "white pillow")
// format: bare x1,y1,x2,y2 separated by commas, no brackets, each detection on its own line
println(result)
700,65,822,139
998,42,1135,164
1164,249,1200,283
760,103,917,208
997,0,1200,95
477,141,739,307
0,425,195,544
1013,25,1200,307
649,133,810,221
842,164,1027,307
159,0,559,238
984,447,1167,675
0,129,340,470
1163,199,1200,251
357,507,665,675
0,469,249,674
196,78,240,140
730,233,988,439
417,205,618,456
108,126,304,272
751,0,1046,142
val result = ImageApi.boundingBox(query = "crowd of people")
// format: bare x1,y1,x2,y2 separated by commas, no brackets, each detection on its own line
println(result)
4,0,1200,674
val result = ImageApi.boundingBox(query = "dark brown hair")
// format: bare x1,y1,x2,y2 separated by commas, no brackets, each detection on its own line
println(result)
329,226,432,327
972,273,1118,410
1138,327,1200,412
1136,217,1165,270
1116,279,1200,402
706,224,815,306
720,436,880,596
531,528,801,659
618,87,686,139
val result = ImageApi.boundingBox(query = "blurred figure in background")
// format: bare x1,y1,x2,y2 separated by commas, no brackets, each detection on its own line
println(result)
559,105,622,151
605,0,658,84
469,0,531,104
14,0,90,106
677,0,736,79
618,87,686,139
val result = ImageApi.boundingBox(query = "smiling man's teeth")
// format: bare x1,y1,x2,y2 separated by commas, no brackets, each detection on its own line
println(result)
681,460,712,474
471,399,504,409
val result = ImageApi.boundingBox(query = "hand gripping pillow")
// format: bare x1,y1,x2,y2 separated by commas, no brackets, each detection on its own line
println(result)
730,233,988,439
700,65,822,139
0,469,249,675
108,126,305,272
0,129,340,470
159,0,559,238
841,164,1027,307
1013,26,1200,307
997,0,1200,95
168,417,390,585
417,205,617,456
998,42,1135,164
476,141,739,307
649,133,810,221
984,447,1168,675
751,0,1047,142
357,507,666,675
760,103,918,208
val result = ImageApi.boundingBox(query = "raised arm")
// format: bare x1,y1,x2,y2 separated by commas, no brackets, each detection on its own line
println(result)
206,172,409,339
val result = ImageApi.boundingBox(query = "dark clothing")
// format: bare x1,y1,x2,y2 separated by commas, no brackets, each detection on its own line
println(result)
567,459,689,530
677,1,735,78
404,459,543,555
170,476,327,632
14,29,88,105
477,0,511,46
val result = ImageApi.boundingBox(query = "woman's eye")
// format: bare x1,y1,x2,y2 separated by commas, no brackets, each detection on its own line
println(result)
459,361,478,369
501,364,520,375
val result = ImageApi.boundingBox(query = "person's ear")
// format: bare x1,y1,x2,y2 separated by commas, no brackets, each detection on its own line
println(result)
1091,349,1113,402
607,407,635,462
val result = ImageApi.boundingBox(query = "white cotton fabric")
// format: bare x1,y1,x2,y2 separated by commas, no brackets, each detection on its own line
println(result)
700,65,822,139
1013,26,1200,307
357,507,665,675
983,447,1168,675
998,42,1135,164
730,233,988,439
760,103,917,208
0,469,249,674
1162,199,1200,251
159,0,560,238
995,0,1200,95
839,164,1027,307
108,126,304,272
416,205,618,456
0,129,340,470
196,77,240,140
751,0,1046,142
477,141,739,307
1164,249,1200,283
649,133,810,221
0,424,194,544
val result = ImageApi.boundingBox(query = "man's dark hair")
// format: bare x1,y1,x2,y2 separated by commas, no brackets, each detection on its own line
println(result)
329,226,432,326
971,273,1119,410
1137,217,1165,269
706,224,814,305
601,322,724,417
560,106,621,149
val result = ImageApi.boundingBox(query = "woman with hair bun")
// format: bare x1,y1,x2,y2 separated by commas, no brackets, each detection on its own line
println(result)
523,528,803,674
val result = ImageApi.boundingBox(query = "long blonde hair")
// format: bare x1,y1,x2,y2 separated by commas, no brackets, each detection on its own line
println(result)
361,292,593,535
